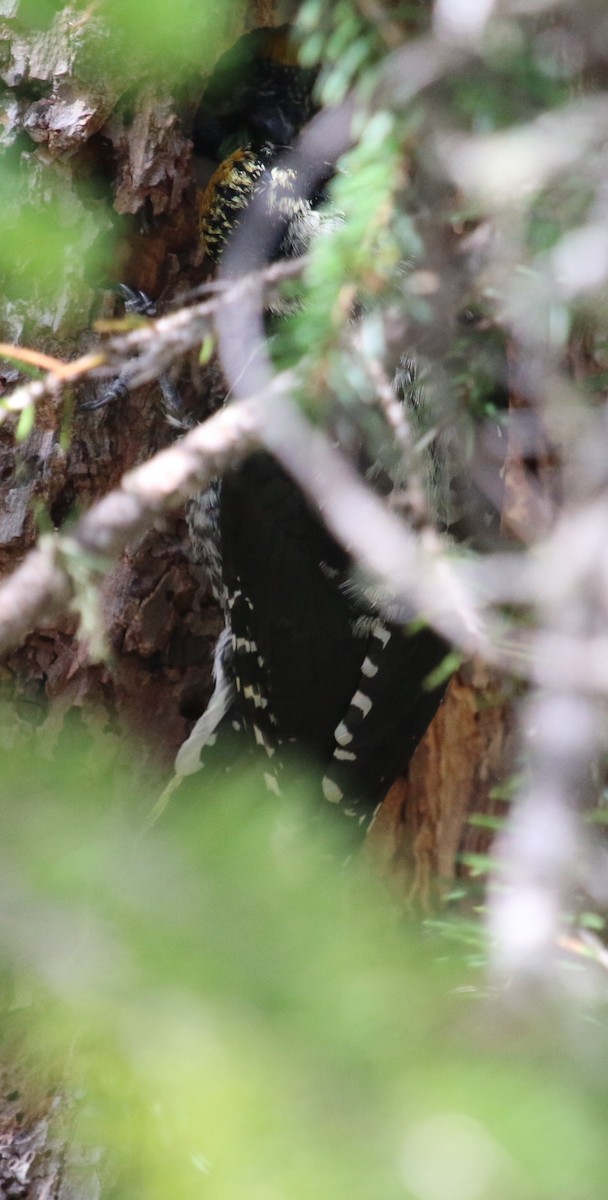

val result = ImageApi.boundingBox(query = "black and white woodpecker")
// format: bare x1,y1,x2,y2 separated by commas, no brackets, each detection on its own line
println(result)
88,37,460,835
171,136,450,833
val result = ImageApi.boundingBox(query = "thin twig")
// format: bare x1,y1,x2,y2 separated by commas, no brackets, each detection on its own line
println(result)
0,258,307,424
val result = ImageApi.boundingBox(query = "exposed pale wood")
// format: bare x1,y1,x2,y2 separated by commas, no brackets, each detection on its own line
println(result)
369,664,515,902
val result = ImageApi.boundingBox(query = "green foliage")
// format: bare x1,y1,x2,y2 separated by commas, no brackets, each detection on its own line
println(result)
423,649,463,690
12,0,249,81
1,739,608,1199
0,0,249,340
297,0,427,104
448,37,570,133
101,0,247,80
15,399,36,440
282,0,606,513
0,153,114,334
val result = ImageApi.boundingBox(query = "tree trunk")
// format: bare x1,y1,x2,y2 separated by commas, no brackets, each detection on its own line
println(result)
0,0,263,772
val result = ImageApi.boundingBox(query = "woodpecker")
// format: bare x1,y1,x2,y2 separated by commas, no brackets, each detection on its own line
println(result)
197,142,332,270
81,32,508,835
174,139,450,831
86,36,458,833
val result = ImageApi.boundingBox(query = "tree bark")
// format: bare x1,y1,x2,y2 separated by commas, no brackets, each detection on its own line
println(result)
0,0,269,777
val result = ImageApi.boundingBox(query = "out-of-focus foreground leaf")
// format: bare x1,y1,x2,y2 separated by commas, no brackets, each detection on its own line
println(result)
0,739,607,1200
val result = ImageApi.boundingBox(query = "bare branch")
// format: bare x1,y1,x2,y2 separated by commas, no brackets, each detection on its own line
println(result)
489,691,603,988
0,389,270,657
0,258,307,423
0,368,492,662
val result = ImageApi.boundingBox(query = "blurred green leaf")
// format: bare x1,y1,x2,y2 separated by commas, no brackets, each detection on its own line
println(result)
0,156,115,328
468,813,505,830
0,739,607,1200
15,401,35,441
102,0,249,79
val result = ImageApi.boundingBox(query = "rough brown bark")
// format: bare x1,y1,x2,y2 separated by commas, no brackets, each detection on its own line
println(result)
369,664,515,901
0,0,276,775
